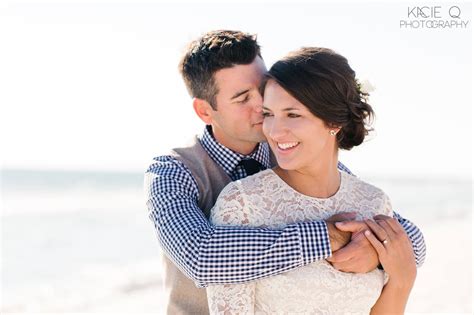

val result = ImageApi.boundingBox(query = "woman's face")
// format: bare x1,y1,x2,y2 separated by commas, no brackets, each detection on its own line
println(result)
262,80,338,172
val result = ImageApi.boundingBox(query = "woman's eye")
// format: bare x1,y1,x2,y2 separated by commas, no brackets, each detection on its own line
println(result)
288,113,301,118
262,112,273,117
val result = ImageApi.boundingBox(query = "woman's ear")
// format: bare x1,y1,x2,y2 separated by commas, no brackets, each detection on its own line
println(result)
192,98,214,125
327,123,342,136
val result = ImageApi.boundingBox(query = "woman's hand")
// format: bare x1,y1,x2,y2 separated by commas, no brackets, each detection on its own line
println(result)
364,215,417,289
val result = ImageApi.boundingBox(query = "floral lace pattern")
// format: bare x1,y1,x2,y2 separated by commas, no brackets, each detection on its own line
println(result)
207,170,392,315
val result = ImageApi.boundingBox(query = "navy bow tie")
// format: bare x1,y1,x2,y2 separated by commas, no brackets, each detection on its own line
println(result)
238,159,265,176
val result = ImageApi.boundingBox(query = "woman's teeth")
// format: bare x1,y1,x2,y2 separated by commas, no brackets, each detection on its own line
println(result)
277,142,299,150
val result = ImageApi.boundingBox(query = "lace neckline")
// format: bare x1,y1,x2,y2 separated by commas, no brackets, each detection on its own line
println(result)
266,168,347,201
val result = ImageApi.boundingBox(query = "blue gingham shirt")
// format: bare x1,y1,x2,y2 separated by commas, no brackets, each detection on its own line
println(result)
145,126,426,287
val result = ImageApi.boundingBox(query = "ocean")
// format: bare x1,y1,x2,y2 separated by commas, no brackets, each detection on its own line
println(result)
1,169,472,313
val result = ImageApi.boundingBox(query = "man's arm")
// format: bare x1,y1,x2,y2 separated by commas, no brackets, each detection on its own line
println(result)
145,156,338,287
390,213,426,267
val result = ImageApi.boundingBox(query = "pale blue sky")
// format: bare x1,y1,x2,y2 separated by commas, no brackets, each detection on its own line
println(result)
1,1,472,177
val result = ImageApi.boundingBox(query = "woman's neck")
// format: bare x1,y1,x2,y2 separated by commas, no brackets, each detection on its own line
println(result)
274,154,341,199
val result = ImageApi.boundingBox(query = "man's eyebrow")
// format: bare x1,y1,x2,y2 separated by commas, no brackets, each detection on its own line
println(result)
230,89,250,100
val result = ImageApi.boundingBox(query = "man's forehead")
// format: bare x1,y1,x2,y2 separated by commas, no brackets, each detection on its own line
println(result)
214,61,266,97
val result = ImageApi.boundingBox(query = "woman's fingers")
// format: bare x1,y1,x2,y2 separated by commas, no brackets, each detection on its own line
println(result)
365,219,389,243
375,219,397,240
374,214,404,234
364,230,386,257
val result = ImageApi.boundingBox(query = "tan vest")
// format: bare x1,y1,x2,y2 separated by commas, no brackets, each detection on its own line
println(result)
163,136,276,315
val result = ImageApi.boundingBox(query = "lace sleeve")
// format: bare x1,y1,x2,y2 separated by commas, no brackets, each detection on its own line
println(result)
207,182,256,314
210,181,253,226
381,192,393,285
382,193,393,217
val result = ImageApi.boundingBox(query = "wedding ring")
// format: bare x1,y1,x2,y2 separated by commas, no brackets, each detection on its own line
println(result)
382,239,389,245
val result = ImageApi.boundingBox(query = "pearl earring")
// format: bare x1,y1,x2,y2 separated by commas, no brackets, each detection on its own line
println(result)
329,130,337,136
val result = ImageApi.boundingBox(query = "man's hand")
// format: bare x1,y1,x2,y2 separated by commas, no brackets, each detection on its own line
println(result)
325,212,357,252
326,220,379,273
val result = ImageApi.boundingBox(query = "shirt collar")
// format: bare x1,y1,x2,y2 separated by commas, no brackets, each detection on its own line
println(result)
199,125,270,176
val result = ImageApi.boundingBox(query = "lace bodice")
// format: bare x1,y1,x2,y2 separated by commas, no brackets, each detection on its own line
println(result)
207,169,392,315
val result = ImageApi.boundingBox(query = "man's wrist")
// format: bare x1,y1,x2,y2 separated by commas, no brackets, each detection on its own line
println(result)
326,221,351,252
298,221,331,264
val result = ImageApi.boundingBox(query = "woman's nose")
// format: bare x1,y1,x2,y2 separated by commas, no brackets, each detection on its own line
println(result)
268,119,287,139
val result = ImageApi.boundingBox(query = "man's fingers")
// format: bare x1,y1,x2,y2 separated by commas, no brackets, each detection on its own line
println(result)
331,260,353,272
373,214,391,221
364,230,385,256
335,220,367,233
327,242,356,263
327,212,357,222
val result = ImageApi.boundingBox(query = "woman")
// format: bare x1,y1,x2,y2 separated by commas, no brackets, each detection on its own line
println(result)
207,47,417,314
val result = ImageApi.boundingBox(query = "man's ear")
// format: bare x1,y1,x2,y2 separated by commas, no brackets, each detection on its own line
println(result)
192,98,214,125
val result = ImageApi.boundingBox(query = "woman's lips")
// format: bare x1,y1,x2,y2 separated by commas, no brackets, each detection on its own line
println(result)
276,141,300,154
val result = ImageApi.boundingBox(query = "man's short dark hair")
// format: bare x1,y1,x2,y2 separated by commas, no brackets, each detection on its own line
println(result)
179,30,261,109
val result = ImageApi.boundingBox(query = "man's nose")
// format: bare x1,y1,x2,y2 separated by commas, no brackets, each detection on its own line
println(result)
253,93,263,113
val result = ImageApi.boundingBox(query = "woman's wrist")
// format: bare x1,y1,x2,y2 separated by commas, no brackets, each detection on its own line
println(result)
385,277,415,292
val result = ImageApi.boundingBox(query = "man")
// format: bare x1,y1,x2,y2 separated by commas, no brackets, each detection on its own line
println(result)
145,30,426,315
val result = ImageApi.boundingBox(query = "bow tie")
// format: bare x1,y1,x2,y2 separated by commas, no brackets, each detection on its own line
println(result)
238,159,265,176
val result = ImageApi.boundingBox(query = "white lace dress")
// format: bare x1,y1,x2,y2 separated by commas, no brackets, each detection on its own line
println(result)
207,169,392,315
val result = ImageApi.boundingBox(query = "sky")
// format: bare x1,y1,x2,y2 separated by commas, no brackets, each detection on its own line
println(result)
0,1,472,177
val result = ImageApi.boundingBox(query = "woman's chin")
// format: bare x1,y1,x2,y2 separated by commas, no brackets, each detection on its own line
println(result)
275,159,298,171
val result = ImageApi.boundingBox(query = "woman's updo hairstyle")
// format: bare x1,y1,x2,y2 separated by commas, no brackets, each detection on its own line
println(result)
264,47,374,150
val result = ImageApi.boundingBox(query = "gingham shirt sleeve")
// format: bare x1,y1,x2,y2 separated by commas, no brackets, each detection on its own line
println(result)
338,161,426,267
393,212,426,267
145,156,331,287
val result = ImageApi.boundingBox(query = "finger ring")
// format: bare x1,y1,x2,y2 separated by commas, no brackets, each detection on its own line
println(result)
383,239,389,245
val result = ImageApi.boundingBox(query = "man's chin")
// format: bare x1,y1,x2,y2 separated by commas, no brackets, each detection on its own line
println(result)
241,127,266,144
252,132,267,143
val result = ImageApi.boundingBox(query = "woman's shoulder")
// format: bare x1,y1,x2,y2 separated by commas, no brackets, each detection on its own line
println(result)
211,170,282,225
344,172,388,198
343,173,392,215
211,170,276,225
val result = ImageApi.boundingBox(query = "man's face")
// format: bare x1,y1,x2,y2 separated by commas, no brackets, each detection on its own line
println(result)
208,57,267,154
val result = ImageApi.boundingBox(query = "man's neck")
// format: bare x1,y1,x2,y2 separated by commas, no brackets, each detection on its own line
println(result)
208,126,259,155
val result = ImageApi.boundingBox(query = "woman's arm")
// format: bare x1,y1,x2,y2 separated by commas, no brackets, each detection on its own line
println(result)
364,217,417,315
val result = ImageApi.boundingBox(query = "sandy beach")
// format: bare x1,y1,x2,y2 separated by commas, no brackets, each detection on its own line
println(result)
3,218,471,314
406,219,472,313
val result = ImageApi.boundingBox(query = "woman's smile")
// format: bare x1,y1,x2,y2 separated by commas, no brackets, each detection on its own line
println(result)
275,141,300,154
